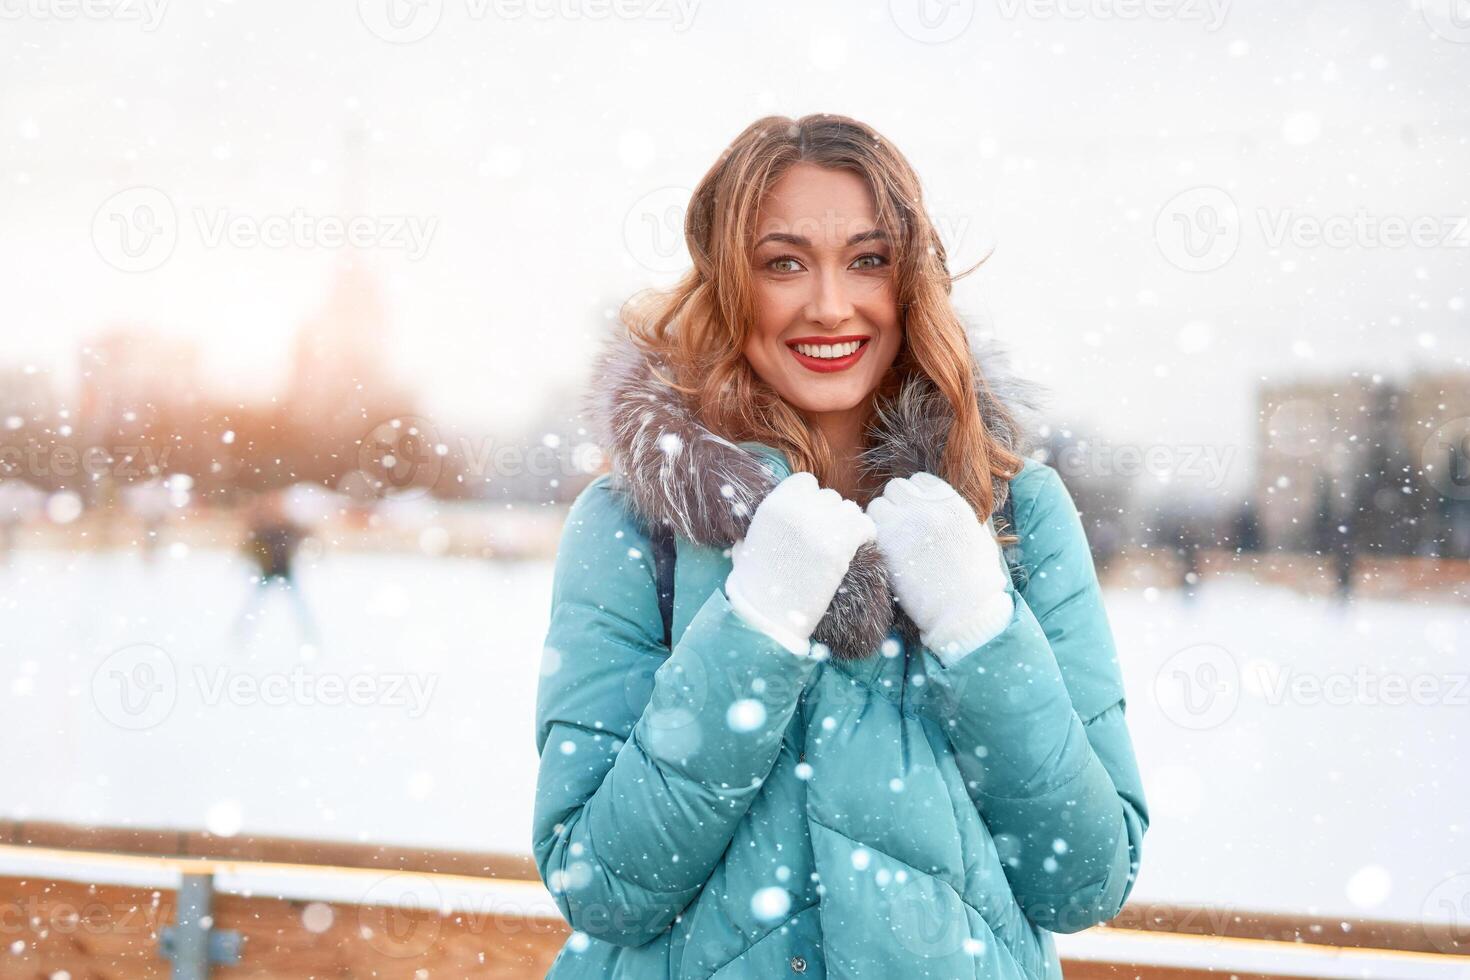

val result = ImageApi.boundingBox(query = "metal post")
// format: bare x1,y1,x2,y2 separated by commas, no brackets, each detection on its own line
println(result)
160,873,243,979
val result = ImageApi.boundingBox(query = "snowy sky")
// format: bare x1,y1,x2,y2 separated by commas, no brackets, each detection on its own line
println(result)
2,0,1468,496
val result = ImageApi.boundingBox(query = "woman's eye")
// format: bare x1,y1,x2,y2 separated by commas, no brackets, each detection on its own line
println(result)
851,253,889,270
766,256,803,273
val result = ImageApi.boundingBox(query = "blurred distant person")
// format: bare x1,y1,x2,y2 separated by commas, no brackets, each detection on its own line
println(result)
0,479,47,566
1177,521,1203,602
0,509,15,564
1088,516,1124,577
124,478,173,565
1232,497,1261,554
1332,524,1358,602
230,489,320,649
1310,476,1357,602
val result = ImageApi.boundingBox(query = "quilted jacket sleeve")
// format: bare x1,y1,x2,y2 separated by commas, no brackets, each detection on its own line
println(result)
921,462,1149,934
532,475,821,947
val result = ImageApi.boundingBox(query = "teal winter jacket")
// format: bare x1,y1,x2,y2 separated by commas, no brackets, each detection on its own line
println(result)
531,331,1148,979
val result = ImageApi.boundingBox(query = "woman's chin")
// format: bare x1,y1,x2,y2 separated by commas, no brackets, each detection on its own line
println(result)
775,378,874,414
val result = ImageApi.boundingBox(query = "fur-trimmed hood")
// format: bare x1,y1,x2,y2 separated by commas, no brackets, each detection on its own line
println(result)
581,324,1048,661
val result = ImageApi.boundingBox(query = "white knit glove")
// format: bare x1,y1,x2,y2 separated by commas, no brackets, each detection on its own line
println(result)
724,471,877,656
866,471,1015,665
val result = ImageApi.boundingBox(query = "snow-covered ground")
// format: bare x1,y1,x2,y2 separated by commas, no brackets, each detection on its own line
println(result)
1,548,1464,927
1113,576,1467,927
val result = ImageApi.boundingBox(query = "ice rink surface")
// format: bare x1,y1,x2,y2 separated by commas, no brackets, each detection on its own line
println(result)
2,547,1464,924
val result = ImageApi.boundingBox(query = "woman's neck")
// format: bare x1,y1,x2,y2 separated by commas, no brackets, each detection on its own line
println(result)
827,455,884,508
806,402,882,506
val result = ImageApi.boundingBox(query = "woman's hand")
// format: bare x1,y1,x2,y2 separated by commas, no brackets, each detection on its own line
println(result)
724,471,877,656
866,471,1014,665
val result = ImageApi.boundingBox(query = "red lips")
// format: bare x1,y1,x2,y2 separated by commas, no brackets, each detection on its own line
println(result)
785,336,871,374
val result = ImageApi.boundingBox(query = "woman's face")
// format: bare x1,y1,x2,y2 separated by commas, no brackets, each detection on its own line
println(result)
743,163,902,427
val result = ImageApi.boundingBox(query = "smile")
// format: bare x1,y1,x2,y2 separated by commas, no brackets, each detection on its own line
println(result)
785,335,871,374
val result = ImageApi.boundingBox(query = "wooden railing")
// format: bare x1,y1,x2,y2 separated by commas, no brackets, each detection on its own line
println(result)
0,819,538,882
1101,547,1470,599
1,820,1465,979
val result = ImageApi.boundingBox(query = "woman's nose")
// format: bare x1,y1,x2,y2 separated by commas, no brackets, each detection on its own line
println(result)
804,266,856,326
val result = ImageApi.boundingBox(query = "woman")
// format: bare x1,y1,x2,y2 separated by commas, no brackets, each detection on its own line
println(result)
532,113,1148,979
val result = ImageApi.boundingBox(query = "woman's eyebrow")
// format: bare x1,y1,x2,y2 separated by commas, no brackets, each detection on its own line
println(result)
754,228,890,248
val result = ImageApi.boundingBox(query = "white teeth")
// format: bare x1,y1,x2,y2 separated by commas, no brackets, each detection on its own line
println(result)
793,341,863,359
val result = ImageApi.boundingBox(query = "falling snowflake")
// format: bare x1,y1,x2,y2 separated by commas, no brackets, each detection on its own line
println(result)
727,699,766,732
750,886,791,922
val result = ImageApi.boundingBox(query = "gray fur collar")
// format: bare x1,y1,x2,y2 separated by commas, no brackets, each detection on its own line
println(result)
582,324,1047,661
